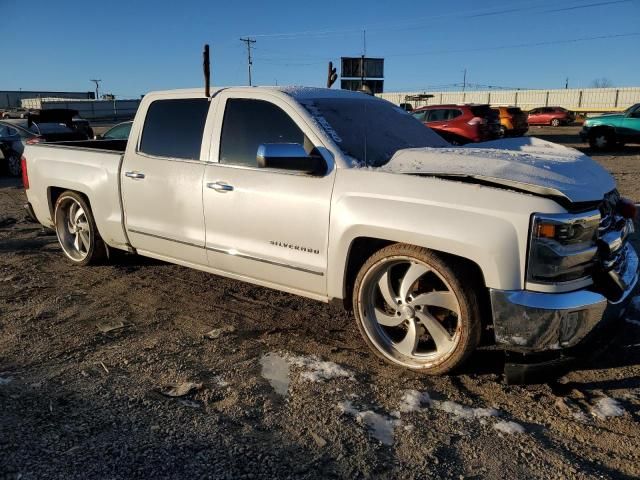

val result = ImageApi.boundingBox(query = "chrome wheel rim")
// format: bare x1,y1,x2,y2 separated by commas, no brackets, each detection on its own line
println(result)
55,197,91,261
358,256,461,368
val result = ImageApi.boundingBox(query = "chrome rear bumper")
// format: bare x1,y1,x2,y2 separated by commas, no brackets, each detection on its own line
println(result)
491,243,638,352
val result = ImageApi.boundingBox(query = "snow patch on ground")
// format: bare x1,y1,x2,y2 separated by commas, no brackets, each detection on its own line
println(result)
494,421,526,434
398,389,432,412
212,375,229,387
338,401,401,446
261,352,353,395
434,400,500,420
591,397,625,419
260,353,291,396
289,356,353,382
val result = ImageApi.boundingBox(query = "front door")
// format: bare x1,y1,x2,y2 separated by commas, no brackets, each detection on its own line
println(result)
121,97,210,266
203,93,335,298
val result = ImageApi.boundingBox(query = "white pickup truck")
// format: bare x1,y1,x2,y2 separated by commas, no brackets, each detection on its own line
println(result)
21,86,638,379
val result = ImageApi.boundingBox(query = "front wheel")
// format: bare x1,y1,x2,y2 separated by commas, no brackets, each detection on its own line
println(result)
352,244,481,374
589,130,614,150
550,118,561,127
54,191,106,266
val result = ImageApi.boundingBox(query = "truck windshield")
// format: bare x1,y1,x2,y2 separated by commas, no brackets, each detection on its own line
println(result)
299,97,448,167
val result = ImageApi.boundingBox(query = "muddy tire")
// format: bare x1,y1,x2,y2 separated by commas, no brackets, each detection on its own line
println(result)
352,244,482,375
54,191,107,266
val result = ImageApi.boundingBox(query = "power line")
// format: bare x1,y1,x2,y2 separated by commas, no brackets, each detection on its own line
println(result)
245,0,630,39
239,37,256,86
381,32,640,58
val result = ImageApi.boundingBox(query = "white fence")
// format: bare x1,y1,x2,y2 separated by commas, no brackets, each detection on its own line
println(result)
378,87,640,112
20,98,141,121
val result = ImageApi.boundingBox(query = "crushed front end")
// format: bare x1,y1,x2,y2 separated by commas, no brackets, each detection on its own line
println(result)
489,190,639,382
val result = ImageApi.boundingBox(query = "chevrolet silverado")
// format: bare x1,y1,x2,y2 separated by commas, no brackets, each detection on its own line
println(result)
21,87,639,379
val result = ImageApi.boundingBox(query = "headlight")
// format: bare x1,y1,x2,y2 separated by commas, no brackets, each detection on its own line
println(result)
527,211,600,285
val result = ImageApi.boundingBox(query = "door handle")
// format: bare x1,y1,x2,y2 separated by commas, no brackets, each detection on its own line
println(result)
207,181,234,193
125,171,145,179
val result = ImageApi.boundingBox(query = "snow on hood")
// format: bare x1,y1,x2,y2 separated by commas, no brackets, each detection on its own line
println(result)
380,137,615,204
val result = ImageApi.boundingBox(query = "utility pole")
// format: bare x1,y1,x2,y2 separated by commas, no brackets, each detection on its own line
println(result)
90,79,102,100
240,37,256,86
462,69,467,92
565,77,569,89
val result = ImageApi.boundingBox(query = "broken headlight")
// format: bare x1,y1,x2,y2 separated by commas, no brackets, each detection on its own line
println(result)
527,211,600,286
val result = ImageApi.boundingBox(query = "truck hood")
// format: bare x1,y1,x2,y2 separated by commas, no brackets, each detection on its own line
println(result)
380,137,615,204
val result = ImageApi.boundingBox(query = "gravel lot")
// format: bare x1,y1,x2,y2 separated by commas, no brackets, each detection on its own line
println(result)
1,128,640,479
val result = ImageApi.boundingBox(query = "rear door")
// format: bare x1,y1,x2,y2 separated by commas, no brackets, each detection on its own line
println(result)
120,95,210,266
425,108,449,132
528,108,541,124
202,91,335,298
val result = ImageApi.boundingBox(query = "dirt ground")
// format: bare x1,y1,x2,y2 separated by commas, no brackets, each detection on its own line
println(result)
1,128,640,479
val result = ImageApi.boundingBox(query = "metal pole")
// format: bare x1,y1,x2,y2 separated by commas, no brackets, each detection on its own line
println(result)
90,79,102,100
240,38,256,86
463,69,467,92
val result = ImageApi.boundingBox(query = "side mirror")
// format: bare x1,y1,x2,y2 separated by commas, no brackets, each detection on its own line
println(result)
256,143,325,175
94,134,103,140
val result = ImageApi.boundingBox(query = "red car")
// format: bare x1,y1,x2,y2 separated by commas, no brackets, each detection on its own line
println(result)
411,104,501,144
527,107,575,127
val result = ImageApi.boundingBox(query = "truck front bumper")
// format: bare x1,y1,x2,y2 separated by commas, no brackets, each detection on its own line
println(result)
490,244,638,353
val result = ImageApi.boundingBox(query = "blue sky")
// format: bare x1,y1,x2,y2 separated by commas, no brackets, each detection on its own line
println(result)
3,0,639,97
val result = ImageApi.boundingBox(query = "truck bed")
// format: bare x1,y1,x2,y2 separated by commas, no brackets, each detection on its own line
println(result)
45,139,128,153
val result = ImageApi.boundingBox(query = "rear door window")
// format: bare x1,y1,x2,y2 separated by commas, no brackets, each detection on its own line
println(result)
139,99,209,160
428,109,447,122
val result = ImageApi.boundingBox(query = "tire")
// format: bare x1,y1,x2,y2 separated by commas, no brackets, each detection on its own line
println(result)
499,125,507,138
550,118,561,127
54,191,107,266
589,129,614,150
352,244,482,374
6,152,21,177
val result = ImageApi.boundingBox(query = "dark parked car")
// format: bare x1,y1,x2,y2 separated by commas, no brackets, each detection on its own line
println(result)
25,109,89,144
580,103,640,149
412,104,501,144
0,121,39,176
527,107,575,127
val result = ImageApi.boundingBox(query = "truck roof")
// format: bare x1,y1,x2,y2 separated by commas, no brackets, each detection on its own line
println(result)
147,86,381,101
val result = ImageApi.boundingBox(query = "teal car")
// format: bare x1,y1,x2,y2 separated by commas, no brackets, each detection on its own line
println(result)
580,103,640,150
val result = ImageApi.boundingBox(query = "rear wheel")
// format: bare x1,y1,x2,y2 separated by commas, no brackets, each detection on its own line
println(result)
352,244,481,374
550,118,561,127
54,191,106,266
498,125,507,138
